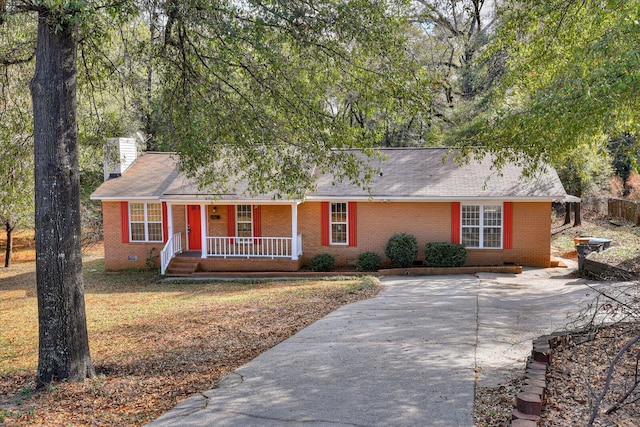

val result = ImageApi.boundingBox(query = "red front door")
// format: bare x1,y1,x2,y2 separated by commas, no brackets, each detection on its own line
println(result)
187,205,202,251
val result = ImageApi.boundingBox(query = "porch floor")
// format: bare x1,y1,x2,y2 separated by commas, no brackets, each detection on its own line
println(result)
165,252,304,275
176,251,202,258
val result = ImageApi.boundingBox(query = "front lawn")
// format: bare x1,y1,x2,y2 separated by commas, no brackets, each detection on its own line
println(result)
0,247,379,426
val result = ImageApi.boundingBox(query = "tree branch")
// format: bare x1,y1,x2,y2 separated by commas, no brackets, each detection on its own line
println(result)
604,348,640,415
588,333,640,426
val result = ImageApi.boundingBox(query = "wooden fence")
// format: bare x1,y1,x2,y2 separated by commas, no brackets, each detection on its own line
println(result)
608,198,640,225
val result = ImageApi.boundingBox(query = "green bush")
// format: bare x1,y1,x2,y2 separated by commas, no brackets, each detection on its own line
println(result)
384,233,418,267
425,242,467,267
310,253,335,272
357,252,382,272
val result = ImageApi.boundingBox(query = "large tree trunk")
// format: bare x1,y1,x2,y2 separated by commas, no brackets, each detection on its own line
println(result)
573,190,583,227
574,202,582,227
4,220,12,268
31,13,94,386
563,202,572,225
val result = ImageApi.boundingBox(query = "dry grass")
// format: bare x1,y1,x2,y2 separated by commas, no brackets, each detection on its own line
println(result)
0,233,380,426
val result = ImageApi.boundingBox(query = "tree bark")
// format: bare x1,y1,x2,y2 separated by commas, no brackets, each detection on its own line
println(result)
31,12,94,386
574,202,582,227
4,220,13,268
563,202,572,225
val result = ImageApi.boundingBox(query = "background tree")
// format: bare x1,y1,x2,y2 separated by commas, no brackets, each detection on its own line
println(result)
472,2,640,423
0,62,34,267
607,133,640,194
408,0,504,144
154,1,428,195
553,139,612,226
461,0,640,172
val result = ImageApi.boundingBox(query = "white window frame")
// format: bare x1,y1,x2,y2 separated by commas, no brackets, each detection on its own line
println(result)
129,202,163,242
236,204,253,241
461,203,503,249
330,202,348,245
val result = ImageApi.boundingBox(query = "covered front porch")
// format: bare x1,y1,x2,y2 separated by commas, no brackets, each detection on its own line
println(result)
160,202,303,275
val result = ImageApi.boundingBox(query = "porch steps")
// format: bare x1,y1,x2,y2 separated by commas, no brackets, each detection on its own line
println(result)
166,258,200,276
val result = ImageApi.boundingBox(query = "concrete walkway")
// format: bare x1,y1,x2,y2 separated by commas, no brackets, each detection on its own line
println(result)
148,262,603,427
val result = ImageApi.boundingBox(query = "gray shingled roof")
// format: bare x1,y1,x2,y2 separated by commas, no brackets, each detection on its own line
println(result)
311,148,566,200
90,148,566,201
91,152,179,199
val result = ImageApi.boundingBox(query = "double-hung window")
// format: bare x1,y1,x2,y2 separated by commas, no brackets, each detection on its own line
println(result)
129,202,163,242
236,205,253,239
461,204,502,248
330,202,348,245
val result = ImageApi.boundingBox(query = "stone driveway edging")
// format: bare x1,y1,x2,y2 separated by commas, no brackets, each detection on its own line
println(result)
510,330,589,426
173,265,523,280
380,265,523,276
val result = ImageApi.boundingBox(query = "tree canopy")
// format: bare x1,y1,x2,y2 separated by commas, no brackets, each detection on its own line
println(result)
459,0,640,172
152,1,429,196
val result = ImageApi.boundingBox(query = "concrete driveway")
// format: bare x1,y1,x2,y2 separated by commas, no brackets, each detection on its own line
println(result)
148,262,604,426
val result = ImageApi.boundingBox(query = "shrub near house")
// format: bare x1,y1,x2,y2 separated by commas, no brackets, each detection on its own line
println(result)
425,242,467,268
385,233,419,268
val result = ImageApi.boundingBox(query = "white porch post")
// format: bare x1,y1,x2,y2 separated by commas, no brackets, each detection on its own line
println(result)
201,203,207,258
166,202,173,237
291,202,299,260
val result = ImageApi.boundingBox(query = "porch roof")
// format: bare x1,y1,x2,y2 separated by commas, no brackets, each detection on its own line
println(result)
90,148,566,202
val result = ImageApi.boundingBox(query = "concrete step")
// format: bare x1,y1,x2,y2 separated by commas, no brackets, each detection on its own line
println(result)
166,259,200,276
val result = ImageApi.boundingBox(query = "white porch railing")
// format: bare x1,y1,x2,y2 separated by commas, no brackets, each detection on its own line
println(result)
160,232,183,275
207,235,302,259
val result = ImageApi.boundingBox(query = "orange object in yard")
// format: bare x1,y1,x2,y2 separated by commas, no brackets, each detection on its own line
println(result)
574,237,593,246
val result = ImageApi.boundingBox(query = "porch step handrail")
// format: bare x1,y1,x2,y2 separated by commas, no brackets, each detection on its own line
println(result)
161,232,183,275
207,236,298,259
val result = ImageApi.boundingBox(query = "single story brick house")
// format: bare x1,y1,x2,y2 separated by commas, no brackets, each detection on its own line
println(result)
90,139,567,274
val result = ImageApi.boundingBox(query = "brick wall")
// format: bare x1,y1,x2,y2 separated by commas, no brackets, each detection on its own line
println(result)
102,200,552,271
102,201,165,270
204,204,293,239
172,205,187,250
298,201,451,268
298,201,552,268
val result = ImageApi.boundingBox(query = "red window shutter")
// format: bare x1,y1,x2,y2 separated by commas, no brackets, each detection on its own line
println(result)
162,202,168,243
253,206,262,237
503,202,513,249
120,201,129,243
321,202,330,246
451,202,461,244
227,205,236,243
348,202,357,247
